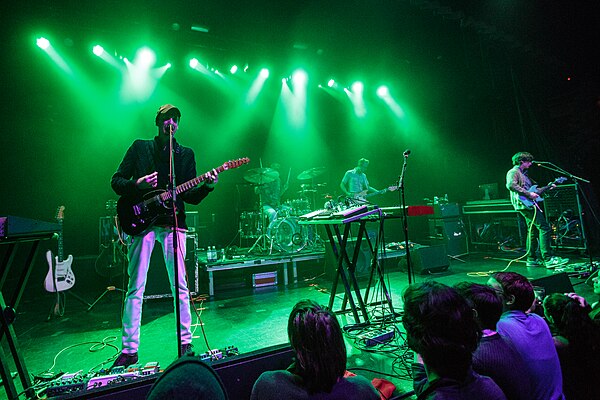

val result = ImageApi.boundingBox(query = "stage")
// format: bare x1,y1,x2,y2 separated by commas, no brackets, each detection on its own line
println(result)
1,245,595,399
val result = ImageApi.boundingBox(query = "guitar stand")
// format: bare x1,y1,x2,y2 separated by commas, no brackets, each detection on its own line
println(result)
86,286,125,312
47,290,93,320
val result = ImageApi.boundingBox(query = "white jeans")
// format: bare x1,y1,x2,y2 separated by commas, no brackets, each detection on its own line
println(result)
121,227,191,354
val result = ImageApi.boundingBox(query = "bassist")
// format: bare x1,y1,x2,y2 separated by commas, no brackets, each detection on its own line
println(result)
340,158,390,202
506,152,568,269
110,104,218,369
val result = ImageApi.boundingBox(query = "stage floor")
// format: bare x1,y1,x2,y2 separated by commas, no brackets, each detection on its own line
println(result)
2,248,595,399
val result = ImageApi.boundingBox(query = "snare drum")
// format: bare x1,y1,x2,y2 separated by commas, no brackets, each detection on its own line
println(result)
267,217,305,253
240,211,262,238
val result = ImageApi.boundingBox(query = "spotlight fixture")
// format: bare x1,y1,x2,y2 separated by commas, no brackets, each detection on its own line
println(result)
36,37,50,50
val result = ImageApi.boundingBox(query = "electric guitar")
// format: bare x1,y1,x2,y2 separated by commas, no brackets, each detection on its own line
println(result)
44,206,76,292
519,177,567,208
117,157,250,236
352,186,399,201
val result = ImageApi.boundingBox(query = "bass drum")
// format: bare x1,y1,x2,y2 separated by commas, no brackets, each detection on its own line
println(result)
267,217,305,253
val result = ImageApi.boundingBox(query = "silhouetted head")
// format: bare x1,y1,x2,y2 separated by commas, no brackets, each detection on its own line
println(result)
288,299,346,394
402,281,480,381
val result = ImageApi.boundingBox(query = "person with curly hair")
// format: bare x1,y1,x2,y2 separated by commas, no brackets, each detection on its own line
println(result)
488,272,564,400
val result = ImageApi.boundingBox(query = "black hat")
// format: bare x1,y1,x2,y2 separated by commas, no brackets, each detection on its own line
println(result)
155,104,181,126
146,354,228,400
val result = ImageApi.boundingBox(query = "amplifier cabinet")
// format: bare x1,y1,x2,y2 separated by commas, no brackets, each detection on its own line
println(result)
144,233,199,299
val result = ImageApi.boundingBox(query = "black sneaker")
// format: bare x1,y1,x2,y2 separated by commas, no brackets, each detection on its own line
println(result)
180,343,194,356
110,352,138,370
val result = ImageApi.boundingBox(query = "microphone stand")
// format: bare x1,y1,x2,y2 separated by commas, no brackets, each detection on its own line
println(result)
168,124,183,358
535,162,595,271
398,152,414,284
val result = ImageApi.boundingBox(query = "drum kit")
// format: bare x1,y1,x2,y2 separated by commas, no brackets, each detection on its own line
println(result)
239,166,327,253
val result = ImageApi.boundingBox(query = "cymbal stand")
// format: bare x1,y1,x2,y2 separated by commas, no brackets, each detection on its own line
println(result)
248,187,270,254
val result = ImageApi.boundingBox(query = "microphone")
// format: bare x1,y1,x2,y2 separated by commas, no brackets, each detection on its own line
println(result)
532,160,548,164
403,149,411,157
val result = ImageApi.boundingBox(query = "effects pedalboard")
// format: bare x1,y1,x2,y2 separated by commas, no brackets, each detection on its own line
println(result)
42,346,239,398
44,362,160,398
361,328,396,347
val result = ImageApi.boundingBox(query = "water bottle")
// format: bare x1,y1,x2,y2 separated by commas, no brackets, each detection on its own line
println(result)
210,246,217,262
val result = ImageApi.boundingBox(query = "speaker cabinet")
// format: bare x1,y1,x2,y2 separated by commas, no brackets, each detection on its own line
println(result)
428,217,468,256
398,245,449,275
144,233,199,299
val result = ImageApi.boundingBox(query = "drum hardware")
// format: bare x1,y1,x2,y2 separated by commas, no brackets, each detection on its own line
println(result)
243,167,278,184
297,166,326,180
243,167,279,254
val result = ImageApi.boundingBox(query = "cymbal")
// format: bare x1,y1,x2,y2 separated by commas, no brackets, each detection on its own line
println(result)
297,166,326,180
243,167,278,184
297,189,317,194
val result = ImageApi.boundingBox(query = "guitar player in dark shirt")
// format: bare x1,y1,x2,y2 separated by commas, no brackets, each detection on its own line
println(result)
505,151,568,269
110,104,218,369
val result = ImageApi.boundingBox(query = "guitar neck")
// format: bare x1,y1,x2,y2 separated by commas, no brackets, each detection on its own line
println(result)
57,219,64,262
158,165,226,202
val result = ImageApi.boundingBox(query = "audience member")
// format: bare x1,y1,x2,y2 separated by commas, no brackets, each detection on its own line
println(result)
250,299,379,400
402,281,506,399
454,282,533,400
543,293,600,400
487,272,564,400
146,353,227,400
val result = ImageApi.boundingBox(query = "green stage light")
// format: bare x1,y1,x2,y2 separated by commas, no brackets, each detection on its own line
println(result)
135,47,156,69
351,81,364,94
36,37,50,50
376,85,389,97
327,79,335,88
165,63,172,69
292,69,308,86
260,68,269,78
230,65,238,74
92,45,104,56
189,58,199,68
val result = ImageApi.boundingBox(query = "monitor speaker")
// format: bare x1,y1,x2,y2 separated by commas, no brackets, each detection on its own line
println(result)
530,272,574,296
324,238,372,280
398,245,449,275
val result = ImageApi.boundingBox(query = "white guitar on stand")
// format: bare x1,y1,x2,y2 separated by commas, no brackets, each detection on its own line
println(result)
44,206,75,293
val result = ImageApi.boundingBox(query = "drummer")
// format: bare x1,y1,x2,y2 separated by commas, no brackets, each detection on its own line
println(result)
255,163,288,223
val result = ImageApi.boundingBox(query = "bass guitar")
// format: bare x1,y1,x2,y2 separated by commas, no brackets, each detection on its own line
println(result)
118,157,250,236
519,177,567,208
353,185,399,201
44,206,76,292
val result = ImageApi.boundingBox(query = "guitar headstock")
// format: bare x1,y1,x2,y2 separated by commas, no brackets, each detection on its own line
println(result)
55,205,66,222
554,177,567,185
223,157,251,170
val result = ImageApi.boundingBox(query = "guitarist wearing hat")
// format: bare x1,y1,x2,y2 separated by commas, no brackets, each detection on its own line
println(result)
506,151,568,269
110,104,219,369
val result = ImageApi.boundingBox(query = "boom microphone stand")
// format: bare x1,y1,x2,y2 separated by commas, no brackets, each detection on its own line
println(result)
398,150,414,284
